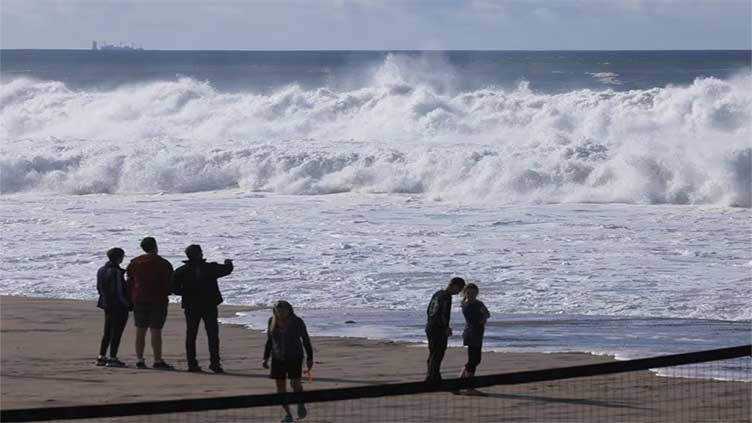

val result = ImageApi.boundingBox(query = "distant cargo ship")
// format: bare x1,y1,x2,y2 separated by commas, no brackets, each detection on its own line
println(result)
91,41,143,51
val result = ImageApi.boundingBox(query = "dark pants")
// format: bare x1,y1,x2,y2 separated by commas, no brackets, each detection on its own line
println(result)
465,344,482,373
99,308,129,357
185,307,220,367
426,330,448,382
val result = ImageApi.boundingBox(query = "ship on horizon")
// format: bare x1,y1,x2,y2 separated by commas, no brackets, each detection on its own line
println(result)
91,40,143,51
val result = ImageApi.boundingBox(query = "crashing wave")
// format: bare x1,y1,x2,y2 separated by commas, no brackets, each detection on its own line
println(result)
1,55,750,206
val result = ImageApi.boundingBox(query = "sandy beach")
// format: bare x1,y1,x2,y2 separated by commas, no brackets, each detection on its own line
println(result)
1,296,749,422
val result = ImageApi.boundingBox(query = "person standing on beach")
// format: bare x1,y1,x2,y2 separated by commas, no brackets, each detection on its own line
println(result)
263,301,314,423
126,237,175,370
425,276,466,382
458,283,490,395
96,247,131,367
172,244,233,373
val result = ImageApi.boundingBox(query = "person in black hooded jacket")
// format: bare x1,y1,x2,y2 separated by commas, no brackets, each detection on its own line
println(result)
172,244,233,373
96,247,131,367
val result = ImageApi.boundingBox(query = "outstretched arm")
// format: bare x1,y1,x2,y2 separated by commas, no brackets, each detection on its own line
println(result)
213,260,234,279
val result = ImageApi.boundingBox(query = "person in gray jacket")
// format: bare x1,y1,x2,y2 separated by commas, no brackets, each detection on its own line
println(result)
96,248,131,367
263,301,314,423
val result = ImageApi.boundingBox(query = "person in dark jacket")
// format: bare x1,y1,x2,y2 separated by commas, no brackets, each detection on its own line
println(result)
425,276,465,382
126,237,174,370
172,244,233,373
96,247,131,367
263,301,313,423
458,283,490,395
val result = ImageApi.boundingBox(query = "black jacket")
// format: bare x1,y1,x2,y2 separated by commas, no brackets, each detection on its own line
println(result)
425,289,452,334
97,261,130,310
172,259,233,310
264,316,314,361
462,299,490,347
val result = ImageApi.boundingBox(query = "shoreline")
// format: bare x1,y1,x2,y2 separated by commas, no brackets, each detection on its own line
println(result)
2,295,749,422
221,306,751,382
1,295,613,409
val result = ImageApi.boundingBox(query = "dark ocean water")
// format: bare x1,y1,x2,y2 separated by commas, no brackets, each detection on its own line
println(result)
1,49,750,92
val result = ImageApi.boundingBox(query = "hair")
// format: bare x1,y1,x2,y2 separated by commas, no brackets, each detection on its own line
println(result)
106,247,125,262
270,300,296,333
462,283,479,303
185,244,203,260
448,276,466,290
140,237,157,253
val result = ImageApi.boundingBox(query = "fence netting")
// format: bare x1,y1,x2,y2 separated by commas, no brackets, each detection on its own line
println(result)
3,346,750,423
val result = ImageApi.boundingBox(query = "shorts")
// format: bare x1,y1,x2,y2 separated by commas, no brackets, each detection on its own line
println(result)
270,358,303,380
133,303,168,329
465,344,482,373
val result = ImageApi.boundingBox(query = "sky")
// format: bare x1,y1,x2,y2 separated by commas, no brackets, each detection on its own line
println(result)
1,0,750,50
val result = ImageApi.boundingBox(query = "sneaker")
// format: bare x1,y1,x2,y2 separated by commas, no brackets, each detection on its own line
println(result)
105,358,126,368
280,414,294,423
152,361,175,370
135,361,148,369
209,364,224,374
187,365,203,373
96,357,107,366
297,403,307,419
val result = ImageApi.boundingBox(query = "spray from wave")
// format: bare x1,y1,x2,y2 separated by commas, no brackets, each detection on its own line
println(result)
1,54,750,206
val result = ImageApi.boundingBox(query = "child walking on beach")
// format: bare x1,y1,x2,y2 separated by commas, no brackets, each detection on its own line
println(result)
459,283,490,395
263,301,314,422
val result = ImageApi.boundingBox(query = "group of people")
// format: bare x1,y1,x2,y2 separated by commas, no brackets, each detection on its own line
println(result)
96,237,233,372
96,237,489,422
425,277,490,395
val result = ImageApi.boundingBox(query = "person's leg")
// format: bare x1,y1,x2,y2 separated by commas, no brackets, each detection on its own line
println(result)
464,345,484,395
150,303,168,364
133,304,149,365
432,334,448,381
184,309,201,369
290,378,303,392
204,307,221,369
99,311,113,359
109,309,129,358
287,358,306,418
459,345,469,378
151,328,163,362
135,327,147,363
425,331,435,381
275,378,292,419
290,377,307,419
426,332,447,382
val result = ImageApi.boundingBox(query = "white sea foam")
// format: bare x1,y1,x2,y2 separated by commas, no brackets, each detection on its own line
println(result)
588,71,622,85
2,55,751,207
1,191,750,322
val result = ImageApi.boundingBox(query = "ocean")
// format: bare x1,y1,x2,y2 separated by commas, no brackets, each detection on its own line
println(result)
1,50,750,379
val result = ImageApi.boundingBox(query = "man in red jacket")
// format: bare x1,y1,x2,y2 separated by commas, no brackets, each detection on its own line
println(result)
127,237,174,370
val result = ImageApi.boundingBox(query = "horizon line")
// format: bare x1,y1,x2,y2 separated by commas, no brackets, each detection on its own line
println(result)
1,48,751,52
